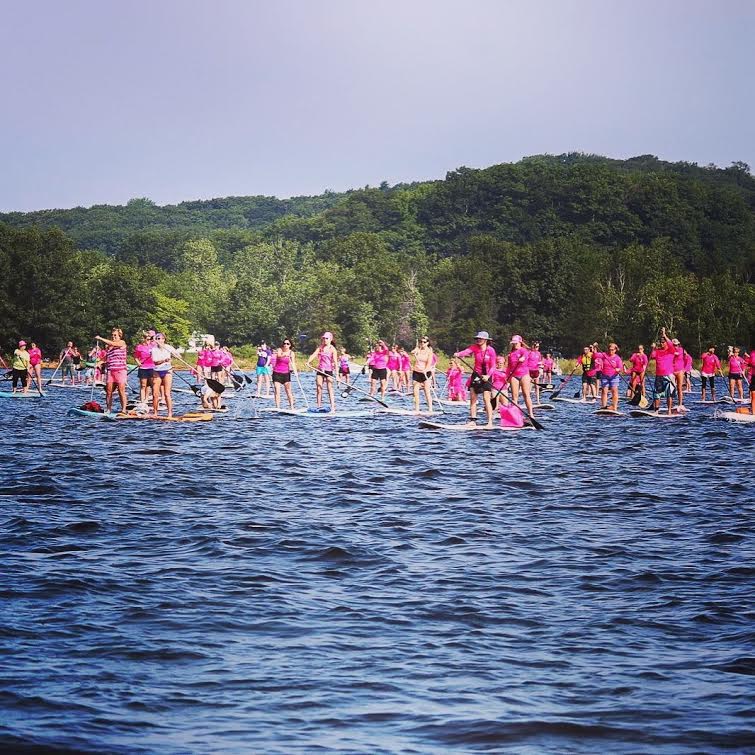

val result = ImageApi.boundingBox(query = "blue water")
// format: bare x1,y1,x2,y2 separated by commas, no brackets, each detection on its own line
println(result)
1,374,754,753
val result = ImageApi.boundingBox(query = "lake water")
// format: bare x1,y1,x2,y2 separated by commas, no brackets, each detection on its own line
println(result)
1,373,753,753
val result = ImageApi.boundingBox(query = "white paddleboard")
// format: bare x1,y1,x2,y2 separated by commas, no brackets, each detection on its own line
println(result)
595,408,623,416
552,397,596,404
419,420,535,432
629,409,684,419
716,410,755,423
377,407,440,416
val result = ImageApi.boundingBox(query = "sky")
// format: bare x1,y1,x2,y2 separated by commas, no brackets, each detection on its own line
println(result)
1,0,753,212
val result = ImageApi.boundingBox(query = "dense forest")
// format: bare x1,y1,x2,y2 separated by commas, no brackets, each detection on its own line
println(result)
1,153,753,359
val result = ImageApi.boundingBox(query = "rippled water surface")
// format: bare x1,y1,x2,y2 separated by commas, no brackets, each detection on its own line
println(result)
2,374,754,753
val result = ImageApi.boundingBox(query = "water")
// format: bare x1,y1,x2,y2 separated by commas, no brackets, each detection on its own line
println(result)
1,375,754,753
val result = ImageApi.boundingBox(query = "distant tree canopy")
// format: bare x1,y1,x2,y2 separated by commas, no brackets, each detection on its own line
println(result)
1,153,753,357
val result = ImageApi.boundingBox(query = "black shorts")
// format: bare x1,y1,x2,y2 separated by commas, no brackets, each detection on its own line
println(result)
138,368,153,380
272,372,290,384
412,370,429,383
317,370,334,378
210,366,222,374
701,374,716,388
729,373,743,380
339,368,350,376
12,368,27,387
371,367,387,380
582,374,595,385
470,378,492,393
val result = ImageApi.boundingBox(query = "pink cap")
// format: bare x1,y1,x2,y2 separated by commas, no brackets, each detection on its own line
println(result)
18,340,26,346
510,335,522,343
322,331,333,340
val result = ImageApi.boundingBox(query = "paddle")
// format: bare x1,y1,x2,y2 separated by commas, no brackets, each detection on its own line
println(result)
550,368,578,400
336,369,389,408
45,347,70,385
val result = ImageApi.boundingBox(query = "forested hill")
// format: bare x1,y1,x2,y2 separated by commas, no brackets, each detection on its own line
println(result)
1,153,754,356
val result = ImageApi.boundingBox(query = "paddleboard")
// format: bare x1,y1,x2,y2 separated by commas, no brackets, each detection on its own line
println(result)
629,409,683,419
106,411,213,422
418,420,535,432
47,382,89,389
594,408,623,416
531,403,556,410
0,391,45,398
716,410,755,423
67,408,116,420
552,397,596,404
436,399,469,408
377,407,440,416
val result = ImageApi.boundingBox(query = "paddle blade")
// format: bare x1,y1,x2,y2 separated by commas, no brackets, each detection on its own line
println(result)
205,378,226,394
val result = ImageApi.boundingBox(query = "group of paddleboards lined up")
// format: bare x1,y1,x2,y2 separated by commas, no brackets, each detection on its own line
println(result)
2,326,754,428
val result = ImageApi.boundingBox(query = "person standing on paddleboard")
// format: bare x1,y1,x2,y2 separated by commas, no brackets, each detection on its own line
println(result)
505,335,535,420
399,347,411,393
599,343,625,411
307,332,339,412
745,348,755,414
578,346,596,401
490,355,509,410
627,345,648,400
28,342,42,389
446,358,466,401
59,342,75,384
728,347,746,402
11,341,31,393
542,352,555,386
254,341,271,397
368,340,390,400
455,331,496,426
411,337,435,413
338,347,351,385
271,338,297,410
527,341,543,405
650,328,676,413
700,345,721,401
96,328,128,414
134,331,155,405
150,333,180,418
671,338,687,409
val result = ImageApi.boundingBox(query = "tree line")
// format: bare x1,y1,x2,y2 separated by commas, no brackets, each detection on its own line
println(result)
1,153,753,358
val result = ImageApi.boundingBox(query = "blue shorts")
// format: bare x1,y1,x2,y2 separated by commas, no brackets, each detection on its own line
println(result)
256,366,267,376
601,374,619,389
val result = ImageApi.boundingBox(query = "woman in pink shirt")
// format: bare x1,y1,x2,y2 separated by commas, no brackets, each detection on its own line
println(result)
699,345,721,401
490,355,509,410
745,349,755,413
727,347,746,401
527,341,543,405
446,358,466,401
671,338,687,408
399,347,411,392
387,345,402,394
28,342,43,389
368,340,391,400
627,345,648,399
682,350,693,393
271,338,298,409
134,331,155,404
599,343,625,411
542,352,555,385
505,335,535,418
454,330,497,426
307,332,339,412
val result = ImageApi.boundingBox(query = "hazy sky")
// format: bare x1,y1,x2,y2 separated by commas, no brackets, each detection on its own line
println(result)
1,0,753,211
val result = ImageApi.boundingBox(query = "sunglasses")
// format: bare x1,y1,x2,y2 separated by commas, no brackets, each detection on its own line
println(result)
283,342,291,346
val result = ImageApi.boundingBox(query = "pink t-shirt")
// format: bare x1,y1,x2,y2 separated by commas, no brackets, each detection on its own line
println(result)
447,366,463,389
542,357,554,372
652,339,676,377
490,367,508,391
683,352,693,372
134,342,154,369
506,347,529,379
387,352,400,370
400,354,411,371
629,352,648,373
700,353,720,375
456,344,496,375
601,354,623,378
28,347,42,366
672,345,685,373
210,349,223,368
728,355,745,375
371,347,390,370
527,350,542,372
